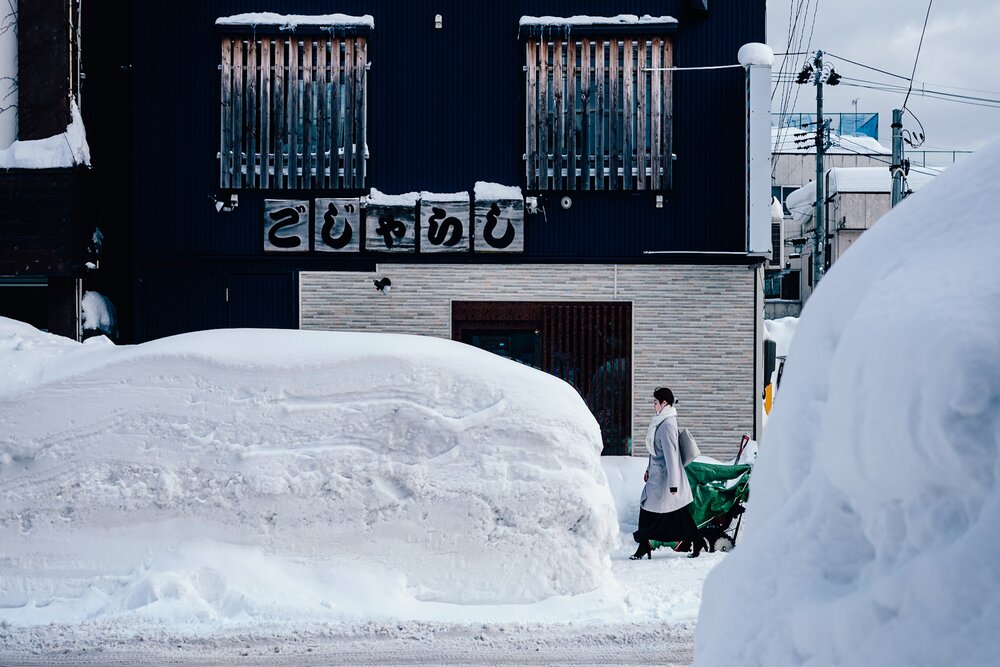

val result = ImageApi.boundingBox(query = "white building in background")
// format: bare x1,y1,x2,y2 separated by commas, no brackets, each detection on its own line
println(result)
776,166,940,310
766,121,966,317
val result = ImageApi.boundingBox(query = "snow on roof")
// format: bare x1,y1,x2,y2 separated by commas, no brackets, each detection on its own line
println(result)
519,14,677,27
785,166,942,222
697,135,1000,666
215,13,374,29
366,188,419,207
0,99,90,169
474,182,523,200
738,43,774,67
419,191,468,203
771,126,891,155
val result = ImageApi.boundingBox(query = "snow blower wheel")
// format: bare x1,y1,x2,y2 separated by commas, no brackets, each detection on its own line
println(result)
711,536,734,553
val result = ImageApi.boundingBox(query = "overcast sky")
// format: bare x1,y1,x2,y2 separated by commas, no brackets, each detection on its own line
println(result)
767,0,1000,153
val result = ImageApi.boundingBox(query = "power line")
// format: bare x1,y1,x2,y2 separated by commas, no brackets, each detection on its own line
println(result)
904,0,934,110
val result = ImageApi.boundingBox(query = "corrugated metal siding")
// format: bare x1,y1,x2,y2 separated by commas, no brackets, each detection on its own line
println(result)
128,0,765,340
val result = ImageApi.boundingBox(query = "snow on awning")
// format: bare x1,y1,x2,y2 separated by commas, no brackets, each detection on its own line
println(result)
519,14,678,38
215,13,374,35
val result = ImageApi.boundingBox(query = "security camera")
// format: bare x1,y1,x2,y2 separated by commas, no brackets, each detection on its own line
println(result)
525,196,539,214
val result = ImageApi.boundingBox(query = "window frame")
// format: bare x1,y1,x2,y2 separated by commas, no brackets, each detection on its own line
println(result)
522,22,677,192
218,22,371,190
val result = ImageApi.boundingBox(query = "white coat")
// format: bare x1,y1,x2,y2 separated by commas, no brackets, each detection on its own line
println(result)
640,407,694,514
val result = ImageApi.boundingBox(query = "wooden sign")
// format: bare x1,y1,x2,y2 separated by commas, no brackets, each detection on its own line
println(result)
264,199,309,252
420,195,470,253
314,198,361,253
474,198,523,253
365,197,417,253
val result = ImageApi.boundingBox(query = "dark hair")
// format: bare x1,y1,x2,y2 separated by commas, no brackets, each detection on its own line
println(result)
653,387,674,405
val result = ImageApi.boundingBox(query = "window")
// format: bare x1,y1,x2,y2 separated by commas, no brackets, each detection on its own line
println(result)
765,269,801,301
219,21,370,190
523,24,675,191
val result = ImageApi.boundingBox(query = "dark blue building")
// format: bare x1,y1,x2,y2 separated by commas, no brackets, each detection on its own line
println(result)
4,1,772,456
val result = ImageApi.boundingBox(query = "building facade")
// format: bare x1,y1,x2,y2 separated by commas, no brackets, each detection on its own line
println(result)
5,1,771,458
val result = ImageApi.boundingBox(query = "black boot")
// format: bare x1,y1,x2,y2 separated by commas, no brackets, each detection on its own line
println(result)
630,540,653,560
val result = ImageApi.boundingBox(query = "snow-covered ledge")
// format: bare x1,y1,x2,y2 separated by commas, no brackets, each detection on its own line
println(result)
518,14,677,37
215,13,374,31
0,98,91,169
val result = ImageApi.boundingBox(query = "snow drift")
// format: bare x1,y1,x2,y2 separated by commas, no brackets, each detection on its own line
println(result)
695,138,1000,665
0,324,618,624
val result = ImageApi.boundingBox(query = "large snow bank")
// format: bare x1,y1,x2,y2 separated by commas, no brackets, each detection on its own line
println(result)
695,138,1000,665
0,323,618,625
0,99,91,169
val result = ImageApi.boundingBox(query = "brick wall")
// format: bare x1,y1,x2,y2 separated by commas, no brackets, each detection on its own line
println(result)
301,264,757,460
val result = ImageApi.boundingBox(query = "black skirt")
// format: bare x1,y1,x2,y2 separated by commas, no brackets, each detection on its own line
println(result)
633,506,700,544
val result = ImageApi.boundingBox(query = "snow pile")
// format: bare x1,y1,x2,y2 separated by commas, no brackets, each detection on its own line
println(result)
763,317,798,358
81,291,118,339
695,138,1000,665
0,324,618,625
0,99,91,169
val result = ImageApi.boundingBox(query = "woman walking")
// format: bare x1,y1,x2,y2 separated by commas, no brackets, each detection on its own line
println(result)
630,387,704,560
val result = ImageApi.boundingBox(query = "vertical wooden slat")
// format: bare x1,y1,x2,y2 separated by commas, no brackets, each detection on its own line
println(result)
331,39,342,188
220,39,232,188
287,37,298,188
651,37,661,190
316,38,327,188
274,39,285,188
580,39,591,189
343,38,355,189
232,39,244,188
526,40,538,189
636,40,647,190
608,39,618,190
260,38,271,189
595,41,605,190
623,39,634,190
552,40,563,190
246,37,258,187
566,40,577,190
304,39,315,188
663,40,673,190
538,40,549,190
355,38,367,187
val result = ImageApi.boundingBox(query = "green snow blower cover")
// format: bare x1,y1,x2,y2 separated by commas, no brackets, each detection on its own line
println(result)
650,461,751,550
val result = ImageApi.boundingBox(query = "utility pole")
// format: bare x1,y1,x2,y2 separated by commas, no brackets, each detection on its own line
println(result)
813,50,826,289
891,108,904,207
794,50,840,290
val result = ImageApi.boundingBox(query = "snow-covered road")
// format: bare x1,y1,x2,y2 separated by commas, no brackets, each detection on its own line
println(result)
0,542,718,665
